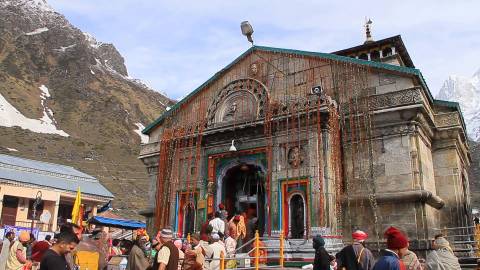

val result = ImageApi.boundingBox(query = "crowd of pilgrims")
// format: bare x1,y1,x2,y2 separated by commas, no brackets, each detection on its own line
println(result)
313,227,462,270
0,204,263,270
0,205,464,270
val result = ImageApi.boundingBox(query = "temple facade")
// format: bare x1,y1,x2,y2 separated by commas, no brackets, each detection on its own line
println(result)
139,35,471,249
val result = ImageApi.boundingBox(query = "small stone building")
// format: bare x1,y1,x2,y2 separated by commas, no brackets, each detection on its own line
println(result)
139,35,471,249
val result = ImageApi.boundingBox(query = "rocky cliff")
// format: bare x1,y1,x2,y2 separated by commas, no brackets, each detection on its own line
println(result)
0,0,175,218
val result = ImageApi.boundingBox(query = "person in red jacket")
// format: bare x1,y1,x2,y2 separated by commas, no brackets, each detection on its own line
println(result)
200,213,214,241
31,238,51,262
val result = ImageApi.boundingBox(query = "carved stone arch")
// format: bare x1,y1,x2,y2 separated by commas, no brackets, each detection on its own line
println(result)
207,78,269,128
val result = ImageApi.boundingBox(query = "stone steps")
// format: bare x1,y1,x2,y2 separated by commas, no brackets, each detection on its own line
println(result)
262,238,344,262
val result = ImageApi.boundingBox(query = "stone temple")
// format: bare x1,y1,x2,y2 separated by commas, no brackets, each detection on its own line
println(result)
139,33,471,251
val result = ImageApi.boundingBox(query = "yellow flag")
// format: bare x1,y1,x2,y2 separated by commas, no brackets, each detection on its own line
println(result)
71,187,82,225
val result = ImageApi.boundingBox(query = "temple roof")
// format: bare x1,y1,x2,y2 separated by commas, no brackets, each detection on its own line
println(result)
332,35,415,68
143,44,430,135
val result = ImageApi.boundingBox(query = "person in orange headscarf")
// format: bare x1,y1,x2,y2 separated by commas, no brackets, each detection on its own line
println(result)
6,231,32,270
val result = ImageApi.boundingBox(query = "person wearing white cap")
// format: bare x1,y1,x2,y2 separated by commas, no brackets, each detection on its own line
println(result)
0,231,15,270
153,229,179,270
209,234,226,270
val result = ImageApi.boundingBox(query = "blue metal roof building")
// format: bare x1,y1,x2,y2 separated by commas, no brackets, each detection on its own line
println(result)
0,154,114,199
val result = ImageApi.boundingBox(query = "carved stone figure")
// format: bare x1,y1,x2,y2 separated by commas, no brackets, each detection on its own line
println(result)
251,63,258,75
207,181,216,195
288,146,304,168
222,102,237,122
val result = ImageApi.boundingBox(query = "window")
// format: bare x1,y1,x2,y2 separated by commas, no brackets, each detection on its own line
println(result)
57,204,73,219
370,50,380,61
383,47,393,57
359,53,368,60
28,199,44,220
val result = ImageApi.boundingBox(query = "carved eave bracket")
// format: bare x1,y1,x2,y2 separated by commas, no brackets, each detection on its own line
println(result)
139,141,161,159
433,111,471,164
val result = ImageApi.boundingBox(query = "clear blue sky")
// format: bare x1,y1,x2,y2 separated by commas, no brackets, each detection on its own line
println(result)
48,0,480,100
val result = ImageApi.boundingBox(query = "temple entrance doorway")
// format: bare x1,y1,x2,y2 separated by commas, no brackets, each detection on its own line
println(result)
183,203,195,237
177,192,197,238
289,193,306,239
222,163,266,236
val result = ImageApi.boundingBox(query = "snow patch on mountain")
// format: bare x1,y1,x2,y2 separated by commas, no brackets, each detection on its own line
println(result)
23,0,53,12
39,84,50,98
133,123,149,144
83,32,102,49
437,70,480,141
54,44,76,52
0,85,69,137
25,27,48,35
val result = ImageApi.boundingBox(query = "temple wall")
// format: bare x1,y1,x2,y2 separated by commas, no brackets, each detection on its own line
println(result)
432,139,469,229
416,133,437,193
342,123,444,245
368,72,415,95
377,135,413,192
267,127,339,235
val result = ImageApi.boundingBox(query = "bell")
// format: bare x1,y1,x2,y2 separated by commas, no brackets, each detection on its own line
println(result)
229,140,237,152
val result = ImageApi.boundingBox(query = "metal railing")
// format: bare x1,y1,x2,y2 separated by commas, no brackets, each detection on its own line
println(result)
1,220,53,232
431,225,479,257
185,230,286,269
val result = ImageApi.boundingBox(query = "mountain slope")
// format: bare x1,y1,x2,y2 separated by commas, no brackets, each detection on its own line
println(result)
437,70,480,141
0,0,174,218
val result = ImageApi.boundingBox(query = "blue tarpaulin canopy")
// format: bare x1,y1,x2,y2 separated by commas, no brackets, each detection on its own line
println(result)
88,216,146,230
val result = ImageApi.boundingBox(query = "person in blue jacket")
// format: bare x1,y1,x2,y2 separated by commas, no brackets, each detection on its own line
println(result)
373,227,409,270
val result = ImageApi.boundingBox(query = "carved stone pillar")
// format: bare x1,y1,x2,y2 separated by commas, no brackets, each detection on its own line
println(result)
139,155,159,236
321,127,331,228
207,156,216,215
